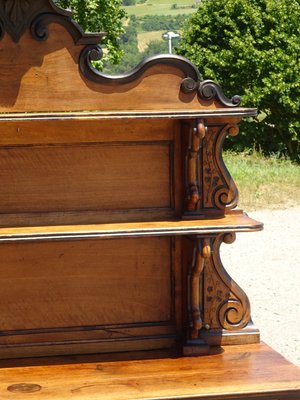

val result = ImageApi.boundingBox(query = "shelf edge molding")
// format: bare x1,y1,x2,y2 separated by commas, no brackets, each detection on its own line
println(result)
0,214,263,243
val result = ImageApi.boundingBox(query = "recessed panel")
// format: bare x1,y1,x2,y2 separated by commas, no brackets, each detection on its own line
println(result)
0,142,171,214
0,237,172,332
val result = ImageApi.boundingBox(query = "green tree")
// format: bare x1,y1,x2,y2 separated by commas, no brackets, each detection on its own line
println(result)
55,0,126,65
122,0,136,5
103,23,141,74
178,0,300,162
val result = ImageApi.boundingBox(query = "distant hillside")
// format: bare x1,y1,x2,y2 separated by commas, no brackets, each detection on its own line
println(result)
122,0,198,17
104,0,198,73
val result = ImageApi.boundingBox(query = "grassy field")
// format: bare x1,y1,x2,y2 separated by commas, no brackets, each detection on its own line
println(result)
137,30,165,51
223,151,300,210
123,0,197,17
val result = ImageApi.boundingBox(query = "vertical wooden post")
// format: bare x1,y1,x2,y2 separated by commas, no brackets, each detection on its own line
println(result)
183,236,211,355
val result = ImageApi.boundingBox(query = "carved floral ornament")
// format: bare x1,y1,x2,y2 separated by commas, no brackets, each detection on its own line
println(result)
4,0,32,27
0,0,72,42
0,0,241,106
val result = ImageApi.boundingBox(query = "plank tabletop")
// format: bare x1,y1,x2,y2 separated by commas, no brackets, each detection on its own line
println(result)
0,343,299,399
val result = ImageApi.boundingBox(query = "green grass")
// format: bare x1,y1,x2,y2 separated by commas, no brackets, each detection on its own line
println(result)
123,0,197,17
223,151,300,210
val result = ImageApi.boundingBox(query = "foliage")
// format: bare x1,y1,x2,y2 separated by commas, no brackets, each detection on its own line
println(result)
122,0,136,5
55,0,126,65
140,14,187,31
103,23,140,74
142,39,169,57
178,0,300,162
103,24,171,74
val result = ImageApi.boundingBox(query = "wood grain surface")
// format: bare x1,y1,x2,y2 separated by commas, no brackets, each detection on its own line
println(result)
0,213,263,242
0,25,215,113
0,343,299,399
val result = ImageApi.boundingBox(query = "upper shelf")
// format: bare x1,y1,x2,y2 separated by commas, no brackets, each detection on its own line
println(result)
0,109,257,122
0,213,263,243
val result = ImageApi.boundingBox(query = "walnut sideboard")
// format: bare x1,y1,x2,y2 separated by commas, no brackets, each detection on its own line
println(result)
0,1,300,399
0,0,300,400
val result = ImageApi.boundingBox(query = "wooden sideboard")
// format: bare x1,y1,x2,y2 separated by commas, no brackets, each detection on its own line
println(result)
0,1,299,399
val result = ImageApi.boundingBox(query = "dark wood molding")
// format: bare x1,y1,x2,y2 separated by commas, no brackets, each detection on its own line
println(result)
31,12,104,45
199,80,241,107
79,48,241,107
182,78,242,107
79,49,201,86
0,0,104,43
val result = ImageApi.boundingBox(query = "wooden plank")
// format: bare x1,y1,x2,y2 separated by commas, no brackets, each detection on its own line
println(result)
0,142,171,214
0,237,172,331
0,25,247,113
0,26,200,113
0,119,175,146
0,214,263,242
0,237,177,358
0,343,299,399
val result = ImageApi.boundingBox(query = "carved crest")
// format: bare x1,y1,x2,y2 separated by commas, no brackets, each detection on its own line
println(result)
0,0,71,42
4,0,32,27
0,0,241,106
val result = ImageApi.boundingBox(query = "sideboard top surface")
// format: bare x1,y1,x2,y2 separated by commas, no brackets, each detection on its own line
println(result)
0,343,299,400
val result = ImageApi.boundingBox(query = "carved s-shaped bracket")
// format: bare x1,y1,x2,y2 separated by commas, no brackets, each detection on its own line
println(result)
213,124,240,210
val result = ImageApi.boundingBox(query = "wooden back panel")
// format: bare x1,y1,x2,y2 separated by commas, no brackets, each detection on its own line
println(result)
0,0,240,113
0,118,182,226
0,26,200,112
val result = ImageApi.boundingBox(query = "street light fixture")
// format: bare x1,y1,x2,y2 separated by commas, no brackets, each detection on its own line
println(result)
162,31,181,54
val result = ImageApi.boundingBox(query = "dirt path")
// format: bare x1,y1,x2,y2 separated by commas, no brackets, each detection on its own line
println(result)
221,207,300,367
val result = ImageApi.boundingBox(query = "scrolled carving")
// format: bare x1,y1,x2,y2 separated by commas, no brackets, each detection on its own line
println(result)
181,77,199,93
212,124,240,210
218,299,247,330
31,12,104,45
203,233,251,331
228,125,240,137
213,187,232,209
223,232,236,244
0,0,72,42
79,44,103,80
79,52,201,86
0,0,104,43
31,14,49,41
198,80,241,107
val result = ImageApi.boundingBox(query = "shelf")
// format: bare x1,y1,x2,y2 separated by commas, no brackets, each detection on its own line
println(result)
0,108,257,122
0,213,263,242
0,342,299,399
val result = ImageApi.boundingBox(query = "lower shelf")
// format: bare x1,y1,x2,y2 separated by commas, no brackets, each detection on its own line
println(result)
1,342,300,399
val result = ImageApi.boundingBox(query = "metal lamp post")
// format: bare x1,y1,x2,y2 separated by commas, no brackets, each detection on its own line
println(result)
162,31,181,54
